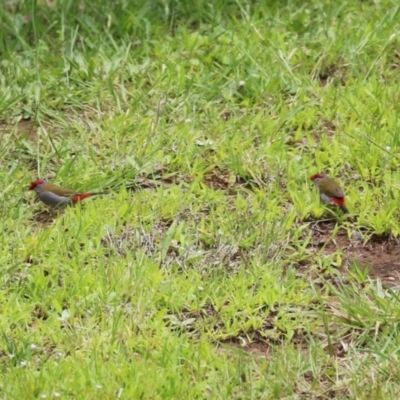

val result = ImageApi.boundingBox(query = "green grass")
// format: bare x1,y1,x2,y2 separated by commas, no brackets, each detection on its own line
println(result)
2,0,400,398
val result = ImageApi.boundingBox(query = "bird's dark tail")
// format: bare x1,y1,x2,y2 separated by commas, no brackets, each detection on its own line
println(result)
340,205,349,214
90,191,109,196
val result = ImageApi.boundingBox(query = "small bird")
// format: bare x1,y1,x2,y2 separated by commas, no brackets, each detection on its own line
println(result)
310,173,349,214
29,180,107,209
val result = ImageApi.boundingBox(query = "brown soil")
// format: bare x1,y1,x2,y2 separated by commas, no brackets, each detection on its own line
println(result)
309,221,400,285
0,119,39,141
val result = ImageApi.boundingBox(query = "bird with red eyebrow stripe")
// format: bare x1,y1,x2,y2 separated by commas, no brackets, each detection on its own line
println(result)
29,180,108,209
310,173,349,214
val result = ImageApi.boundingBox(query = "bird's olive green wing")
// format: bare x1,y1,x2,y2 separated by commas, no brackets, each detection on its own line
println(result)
42,183,77,196
318,177,345,198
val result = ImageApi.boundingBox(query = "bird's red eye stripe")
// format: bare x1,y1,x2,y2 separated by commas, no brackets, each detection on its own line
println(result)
310,174,323,181
29,180,45,190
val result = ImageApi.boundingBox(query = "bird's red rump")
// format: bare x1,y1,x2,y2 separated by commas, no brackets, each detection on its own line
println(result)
329,196,345,206
72,193,92,203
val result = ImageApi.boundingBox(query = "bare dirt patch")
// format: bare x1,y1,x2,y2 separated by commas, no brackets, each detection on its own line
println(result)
203,167,256,194
317,60,347,87
30,209,61,225
219,338,271,357
308,221,400,285
284,118,337,150
124,168,194,192
0,119,39,141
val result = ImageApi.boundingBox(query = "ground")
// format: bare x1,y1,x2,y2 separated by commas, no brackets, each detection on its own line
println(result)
2,0,400,398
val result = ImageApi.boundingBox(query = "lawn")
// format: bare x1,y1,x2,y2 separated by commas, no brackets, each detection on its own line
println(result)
1,0,400,398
